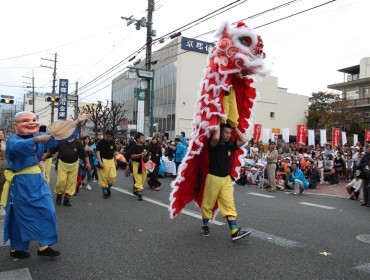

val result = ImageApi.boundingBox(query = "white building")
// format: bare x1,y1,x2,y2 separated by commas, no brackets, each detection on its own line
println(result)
23,92,95,136
112,36,309,141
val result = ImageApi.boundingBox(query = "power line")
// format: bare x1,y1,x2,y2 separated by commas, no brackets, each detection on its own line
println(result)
0,23,122,61
73,0,337,100
75,0,249,96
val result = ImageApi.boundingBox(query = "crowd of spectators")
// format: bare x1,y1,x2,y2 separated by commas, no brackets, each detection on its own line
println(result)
236,141,369,198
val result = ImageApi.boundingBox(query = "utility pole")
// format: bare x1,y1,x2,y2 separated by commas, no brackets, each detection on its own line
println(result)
23,70,35,113
41,52,58,123
145,0,154,137
122,0,155,136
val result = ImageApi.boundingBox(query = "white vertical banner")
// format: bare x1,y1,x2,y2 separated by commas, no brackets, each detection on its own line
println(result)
320,129,327,147
308,130,315,146
282,128,289,143
353,134,358,146
262,128,271,144
341,132,347,146
137,89,145,133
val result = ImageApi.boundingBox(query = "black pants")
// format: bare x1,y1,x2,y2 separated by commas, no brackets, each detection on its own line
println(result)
363,180,370,204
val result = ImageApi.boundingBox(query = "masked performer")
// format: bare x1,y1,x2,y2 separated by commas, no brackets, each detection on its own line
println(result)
169,22,267,240
0,111,91,259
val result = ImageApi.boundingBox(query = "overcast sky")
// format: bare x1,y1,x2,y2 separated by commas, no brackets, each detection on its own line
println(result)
0,0,368,104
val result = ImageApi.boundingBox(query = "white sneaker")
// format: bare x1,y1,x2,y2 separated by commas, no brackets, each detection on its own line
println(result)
86,184,92,190
92,179,97,183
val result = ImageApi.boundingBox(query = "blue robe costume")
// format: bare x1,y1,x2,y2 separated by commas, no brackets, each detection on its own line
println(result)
3,130,78,250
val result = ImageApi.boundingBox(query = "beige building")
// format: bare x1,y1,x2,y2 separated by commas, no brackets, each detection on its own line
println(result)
328,57,370,124
251,77,309,140
112,36,308,141
23,92,94,136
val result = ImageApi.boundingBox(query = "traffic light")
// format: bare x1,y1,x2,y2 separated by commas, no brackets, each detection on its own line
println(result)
45,96,60,102
0,98,14,104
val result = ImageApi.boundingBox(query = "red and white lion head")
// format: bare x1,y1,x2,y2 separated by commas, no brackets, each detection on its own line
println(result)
209,21,267,78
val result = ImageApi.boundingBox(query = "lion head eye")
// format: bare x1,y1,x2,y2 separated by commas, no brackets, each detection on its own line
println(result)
239,36,252,47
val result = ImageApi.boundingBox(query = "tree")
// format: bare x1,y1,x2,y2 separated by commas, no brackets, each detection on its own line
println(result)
79,100,127,139
109,101,127,137
80,102,104,139
307,91,366,135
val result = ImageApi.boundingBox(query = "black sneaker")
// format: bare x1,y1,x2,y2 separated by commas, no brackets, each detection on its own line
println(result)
201,226,210,237
10,250,30,259
231,228,251,241
56,195,62,206
107,188,111,197
63,198,72,207
37,247,61,257
103,188,110,199
137,192,143,201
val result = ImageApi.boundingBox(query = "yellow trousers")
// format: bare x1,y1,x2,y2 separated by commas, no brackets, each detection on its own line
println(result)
132,161,147,190
97,158,117,188
222,87,239,128
44,157,52,184
201,174,237,219
54,160,79,196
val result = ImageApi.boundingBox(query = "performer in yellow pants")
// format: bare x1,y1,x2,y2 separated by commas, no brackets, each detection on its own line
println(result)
222,87,239,128
54,160,79,197
201,122,251,241
96,130,117,198
51,138,90,206
97,158,117,194
201,174,237,219
132,161,147,191
130,132,148,201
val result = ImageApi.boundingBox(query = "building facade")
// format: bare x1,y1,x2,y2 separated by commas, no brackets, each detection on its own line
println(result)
112,36,309,141
328,57,370,123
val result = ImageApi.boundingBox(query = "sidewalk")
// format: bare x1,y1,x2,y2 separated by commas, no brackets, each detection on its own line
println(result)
305,180,355,199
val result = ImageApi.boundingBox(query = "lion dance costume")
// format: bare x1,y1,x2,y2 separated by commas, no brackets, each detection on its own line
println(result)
169,21,268,218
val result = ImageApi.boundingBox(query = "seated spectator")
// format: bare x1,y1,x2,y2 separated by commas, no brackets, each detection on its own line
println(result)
288,162,309,195
236,166,248,186
324,154,334,172
346,171,362,200
247,167,259,185
308,163,320,189
303,160,313,179
327,168,339,185
165,142,175,161
276,167,287,191
334,151,345,179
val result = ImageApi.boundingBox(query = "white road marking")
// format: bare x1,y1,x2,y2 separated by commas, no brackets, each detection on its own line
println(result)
0,207,5,216
246,228,304,248
111,187,225,225
0,268,33,279
247,192,275,198
354,263,370,274
299,202,336,210
0,220,10,247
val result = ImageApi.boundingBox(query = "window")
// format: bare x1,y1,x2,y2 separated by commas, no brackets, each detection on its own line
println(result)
364,88,369,97
270,112,275,118
346,90,359,100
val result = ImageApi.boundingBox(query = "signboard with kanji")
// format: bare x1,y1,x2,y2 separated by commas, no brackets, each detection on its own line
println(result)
58,79,68,119
181,37,214,54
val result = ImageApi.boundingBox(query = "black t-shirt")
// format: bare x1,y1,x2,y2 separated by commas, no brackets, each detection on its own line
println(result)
50,138,87,164
96,139,116,160
208,140,238,177
131,144,148,163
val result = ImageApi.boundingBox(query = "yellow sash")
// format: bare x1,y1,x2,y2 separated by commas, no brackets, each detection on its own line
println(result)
0,165,42,207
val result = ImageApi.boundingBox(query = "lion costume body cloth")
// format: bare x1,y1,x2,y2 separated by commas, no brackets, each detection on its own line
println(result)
169,22,268,218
